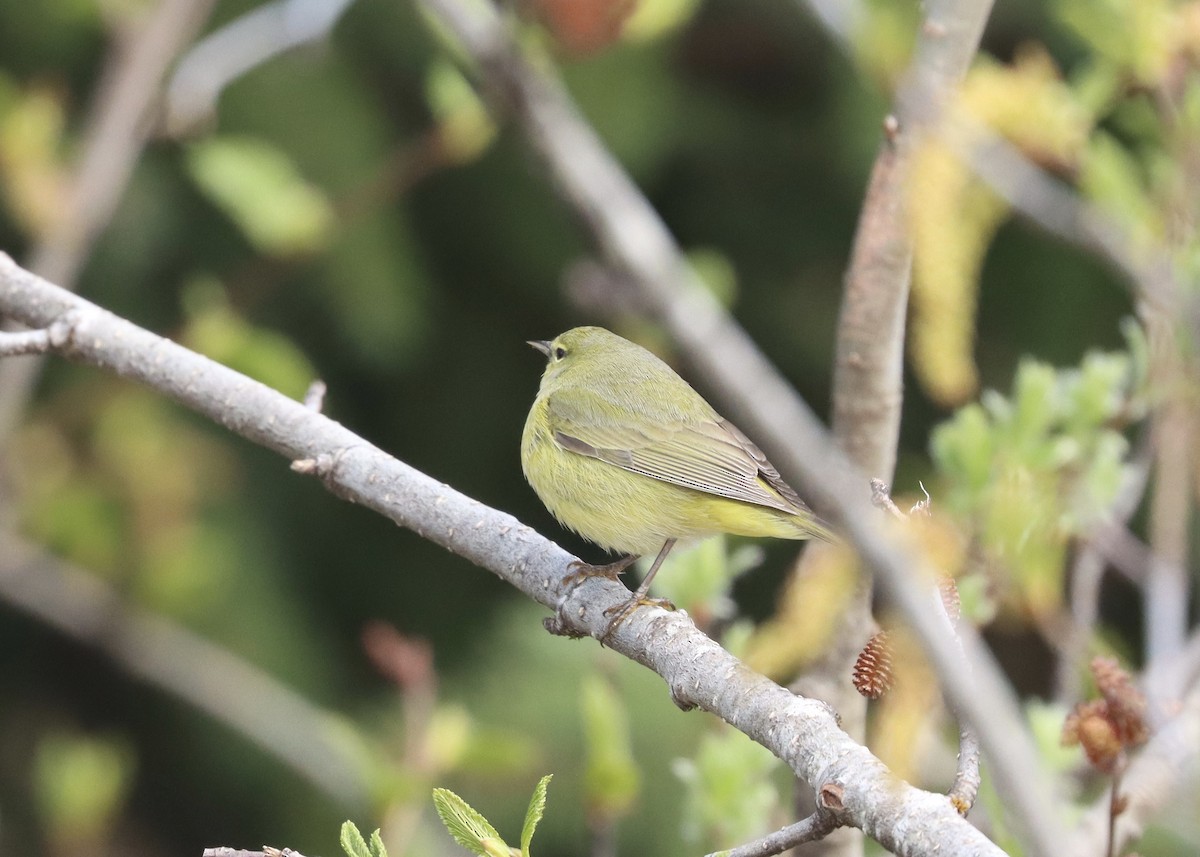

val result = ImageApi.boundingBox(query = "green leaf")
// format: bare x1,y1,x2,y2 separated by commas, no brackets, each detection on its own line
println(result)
425,58,496,163
673,728,781,847
581,675,641,822
34,732,135,843
368,828,389,857
432,787,504,857
340,821,372,857
186,135,333,255
520,775,552,856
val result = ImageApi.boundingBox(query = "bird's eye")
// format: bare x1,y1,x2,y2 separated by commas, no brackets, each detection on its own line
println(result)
554,346,567,360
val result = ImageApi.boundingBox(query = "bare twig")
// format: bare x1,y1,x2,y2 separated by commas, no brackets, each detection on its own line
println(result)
0,534,370,808
860,481,983,816
303,379,328,412
410,2,1063,853
0,329,54,357
1146,395,1192,660
869,478,905,519
954,121,1184,314
0,0,215,442
203,848,311,857
0,254,1010,856
707,810,841,857
948,725,983,815
1057,436,1155,702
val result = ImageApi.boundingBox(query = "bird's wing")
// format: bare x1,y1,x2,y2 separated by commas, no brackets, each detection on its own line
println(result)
546,392,806,514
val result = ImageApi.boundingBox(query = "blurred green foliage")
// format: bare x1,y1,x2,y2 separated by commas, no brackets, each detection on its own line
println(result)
2,0,1193,855
672,727,784,849
932,333,1145,619
34,731,135,853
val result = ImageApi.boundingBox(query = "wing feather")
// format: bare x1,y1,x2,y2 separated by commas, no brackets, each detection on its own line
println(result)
547,390,809,515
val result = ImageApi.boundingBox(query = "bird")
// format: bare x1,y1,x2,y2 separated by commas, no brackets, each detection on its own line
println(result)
521,326,831,634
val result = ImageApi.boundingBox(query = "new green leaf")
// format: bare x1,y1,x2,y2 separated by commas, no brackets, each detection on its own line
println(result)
432,787,503,856
520,774,552,855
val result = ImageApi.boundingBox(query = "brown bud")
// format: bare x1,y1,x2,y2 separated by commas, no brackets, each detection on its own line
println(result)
1090,656,1149,747
853,631,894,699
1063,700,1122,773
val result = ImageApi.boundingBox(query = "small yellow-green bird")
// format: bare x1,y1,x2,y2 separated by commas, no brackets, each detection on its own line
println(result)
522,326,832,629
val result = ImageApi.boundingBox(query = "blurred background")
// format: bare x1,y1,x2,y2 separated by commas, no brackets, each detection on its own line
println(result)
1,0,1190,854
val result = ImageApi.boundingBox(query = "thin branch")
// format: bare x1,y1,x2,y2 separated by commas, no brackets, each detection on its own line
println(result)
0,534,371,808
0,0,215,442
955,121,1184,315
869,478,906,519
708,810,841,857
203,848,311,857
303,378,328,412
1087,524,1154,586
410,3,1064,854
164,0,359,135
948,725,983,815
0,329,54,357
832,0,994,479
0,255,1008,856
794,0,1188,320
1145,394,1192,660
1057,434,1155,702
858,482,983,816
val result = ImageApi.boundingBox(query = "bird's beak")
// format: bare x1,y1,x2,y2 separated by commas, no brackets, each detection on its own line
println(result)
527,340,552,357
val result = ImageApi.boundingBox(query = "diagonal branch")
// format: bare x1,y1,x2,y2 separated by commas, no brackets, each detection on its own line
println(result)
410,2,1062,854
0,535,370,808
164,0,359,134
814,8,994,852
0,253,1006,856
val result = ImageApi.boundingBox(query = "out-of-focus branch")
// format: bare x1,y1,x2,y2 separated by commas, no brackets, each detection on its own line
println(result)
955,123,1184,315
795,0,1188,320
1058,439,1153,702
164,0,359,135
1,255,1008,856
1145,393,1192,661
0,0,215,442
410,3,1063,854
831,0,993,478
817,6,993,850
0,535,370,808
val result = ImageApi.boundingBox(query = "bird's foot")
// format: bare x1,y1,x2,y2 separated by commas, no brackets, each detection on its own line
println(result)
599,595,676,643
563,555,639,587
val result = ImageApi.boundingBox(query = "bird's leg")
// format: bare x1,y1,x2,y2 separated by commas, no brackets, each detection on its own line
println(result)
601,538,678,639
563,553,640,587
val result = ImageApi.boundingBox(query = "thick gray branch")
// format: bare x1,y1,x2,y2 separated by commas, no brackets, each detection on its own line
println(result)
0,254,1003,855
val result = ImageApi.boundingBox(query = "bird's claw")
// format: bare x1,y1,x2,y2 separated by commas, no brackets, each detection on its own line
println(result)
599,595,676,643
563,555,638,587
